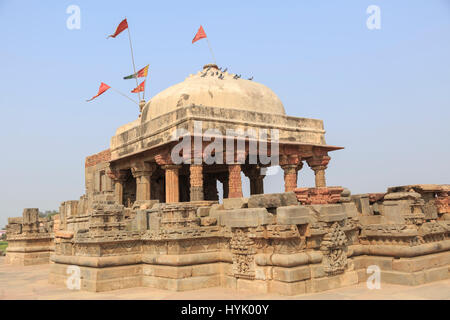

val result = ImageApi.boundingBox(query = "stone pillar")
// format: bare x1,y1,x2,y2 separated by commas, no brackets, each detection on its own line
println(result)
281,162,304,192
114,180,125,205
251,176,265,195
190,164,204,201
280,153,303,193
307,152,331,188
243,166,265,195
228,164,243,198
163,165,181,203
132,163,155,201
22,208,39,234
315,169,326,188
281,165,298,192
107,169,128,205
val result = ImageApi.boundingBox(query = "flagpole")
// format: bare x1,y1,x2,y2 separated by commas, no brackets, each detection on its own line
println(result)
126,17,141,102
110,86,139,105
206,38,217,65
143,73,148,100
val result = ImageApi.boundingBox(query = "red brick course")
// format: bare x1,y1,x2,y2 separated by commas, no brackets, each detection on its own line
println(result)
85,149,111,168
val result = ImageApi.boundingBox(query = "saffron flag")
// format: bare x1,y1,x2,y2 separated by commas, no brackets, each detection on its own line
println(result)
124,65,149,80
131,80,145,93
86,82,110,102
192,25,207,44
107,19,128,38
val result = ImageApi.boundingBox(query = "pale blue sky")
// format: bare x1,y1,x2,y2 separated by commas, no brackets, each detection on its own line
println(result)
0,1,449,227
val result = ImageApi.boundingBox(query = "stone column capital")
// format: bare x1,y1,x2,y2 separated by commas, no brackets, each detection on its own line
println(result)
242,165,265,179
131,162,156,178
279,154,302,167
306,155,330,171
161,164,182,171
281,164,298,174
183,147,203,165
155,151,173,166
107,169,128,182
306,151,330,188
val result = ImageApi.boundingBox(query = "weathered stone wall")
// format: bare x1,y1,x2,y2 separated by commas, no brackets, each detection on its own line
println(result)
5,209,55,265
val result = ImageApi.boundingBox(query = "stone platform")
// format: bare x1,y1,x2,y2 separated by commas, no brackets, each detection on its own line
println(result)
1,257,449,300
6,187,450,295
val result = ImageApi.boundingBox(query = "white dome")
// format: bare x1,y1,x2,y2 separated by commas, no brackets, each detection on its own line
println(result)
141,64,286,122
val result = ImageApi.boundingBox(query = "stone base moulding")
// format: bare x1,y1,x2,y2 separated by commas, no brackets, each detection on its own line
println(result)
5,237,54,266
352,251,450,286
7,187,450,295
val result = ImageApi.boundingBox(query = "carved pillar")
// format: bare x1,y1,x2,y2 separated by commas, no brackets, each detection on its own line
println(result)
163,165,181,203
243,166,265,195
251,176,265,195
281,165,298,192
307,151,331,188
132,162,155,201
190,164,204,201
228,164,243,198
280,154,303,192
107,169,128,205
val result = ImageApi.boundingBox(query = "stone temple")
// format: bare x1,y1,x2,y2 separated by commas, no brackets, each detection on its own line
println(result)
5,64,450,294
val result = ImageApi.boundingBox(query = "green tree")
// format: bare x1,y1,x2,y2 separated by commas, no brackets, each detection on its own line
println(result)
39,210,59,219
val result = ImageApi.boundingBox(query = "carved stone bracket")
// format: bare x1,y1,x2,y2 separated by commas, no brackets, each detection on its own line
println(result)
320,222,347,276
294,187,344,205
107,169,128,182
230,228,256,280
131,162,156,178
155,151,173,166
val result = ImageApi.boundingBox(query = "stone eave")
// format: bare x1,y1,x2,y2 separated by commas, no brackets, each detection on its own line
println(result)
110,105,335,162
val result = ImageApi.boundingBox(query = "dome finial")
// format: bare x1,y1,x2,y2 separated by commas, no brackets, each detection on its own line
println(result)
139,100,146,113
203,63,218,70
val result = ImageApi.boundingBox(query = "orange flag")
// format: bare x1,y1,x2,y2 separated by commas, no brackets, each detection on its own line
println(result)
107,19,128,38
192,25,207,44
131,80,145,93
86,82,110,102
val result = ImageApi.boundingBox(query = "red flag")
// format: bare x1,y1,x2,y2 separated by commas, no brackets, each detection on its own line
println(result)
107,19,128,38
192,25,207,44
131,80,145,93
86,82,110,102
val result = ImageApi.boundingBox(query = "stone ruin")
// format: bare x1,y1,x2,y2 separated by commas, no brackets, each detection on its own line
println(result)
5,208,54,265
4,64,450,294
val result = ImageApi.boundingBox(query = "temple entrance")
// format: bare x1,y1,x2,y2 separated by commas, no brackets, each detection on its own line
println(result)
179,167,190,202
151,166,165,203
122,169,136,207
204,172,219,201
